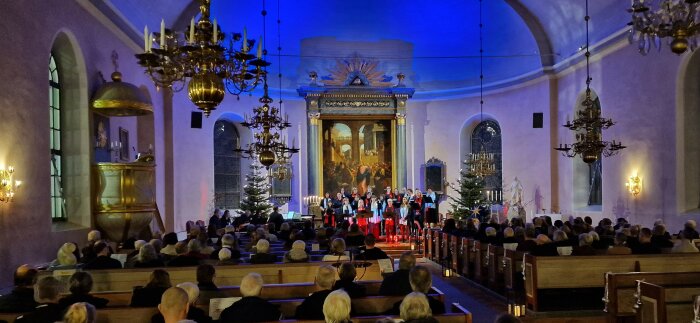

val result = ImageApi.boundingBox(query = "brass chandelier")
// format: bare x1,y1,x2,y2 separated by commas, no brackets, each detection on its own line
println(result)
135,0,269,117
555,0,626,164
468,0,496,178
628,0,699,55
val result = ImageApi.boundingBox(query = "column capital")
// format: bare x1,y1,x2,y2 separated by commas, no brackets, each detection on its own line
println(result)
308,112,321,125
395,113,406,125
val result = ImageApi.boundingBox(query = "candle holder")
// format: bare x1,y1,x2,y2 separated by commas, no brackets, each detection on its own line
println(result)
0,165,21,203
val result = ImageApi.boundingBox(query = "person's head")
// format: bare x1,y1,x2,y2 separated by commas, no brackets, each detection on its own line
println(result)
652,224,667,236
330,238,346,255
323,289,351,323
187,239,202,254
315,265,337,290
69,272,95,296
134,240,148,251
364,234,376,248
639,227,653,242
219,248,232,261
614,232,628,246
398,251,417,270
196,264,216,284
14,264,38,287
163,232,178,246
256,239,270,253
63,302,96,323
158,287,190,322
503,227,515,238
57,243,78,266
240,273,264,297
686,220,697,231
174,241,188,254
138,243,158,263
34,276,63,303
494,313,522,323
93,241,110,257
150,239,163,253
409,266,432,293
443,218,456,232
292,240,306,251
486,227,497,237
281,222,290,231
175,282,199,305
87,230,101,243
221,234,235,248
145,269,171,288
578,233,593,246
553,230,568,242
400,292,432,321
535,234,552,245
338,262,357,281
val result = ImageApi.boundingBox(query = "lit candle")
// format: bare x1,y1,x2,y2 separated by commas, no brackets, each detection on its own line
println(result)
15,181,21,188
147,33,153,52
189,17,195,44
212,19,218,43
160,19,165,47
144,26,149,52
242,27,248,51
256,36,263,59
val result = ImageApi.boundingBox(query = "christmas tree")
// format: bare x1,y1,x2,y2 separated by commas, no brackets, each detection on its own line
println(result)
449,159,486,220
239,159,273,219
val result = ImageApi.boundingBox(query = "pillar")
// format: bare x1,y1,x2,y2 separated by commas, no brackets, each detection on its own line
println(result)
307,113,321,196
396,114,407,190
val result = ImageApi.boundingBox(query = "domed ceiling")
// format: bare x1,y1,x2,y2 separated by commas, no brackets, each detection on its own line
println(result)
101,0,629,98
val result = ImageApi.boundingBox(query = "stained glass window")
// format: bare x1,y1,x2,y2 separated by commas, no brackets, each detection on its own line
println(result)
471,120,502,192
214,120,241,209
49,54,65,220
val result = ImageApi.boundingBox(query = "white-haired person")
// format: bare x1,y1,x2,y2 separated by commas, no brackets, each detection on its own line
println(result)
296,265,337,320
211,233,241,261
14,276,64,323
219,273,281,322
157,287,196,323
62,302,96,323
322,289,351,323
284,240,309,263
80,230,102,264
681,220,700,240
672,231,700,253
571,232,596,256
400,292,438,323
250,239,278,264
134,244,165,268
151,283,211,323
49,242,79,269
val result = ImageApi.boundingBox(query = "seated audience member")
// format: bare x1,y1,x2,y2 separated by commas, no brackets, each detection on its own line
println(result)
589,232,610,252
59,272,109,309
501,228,517,244
157,287,197,323
494,313,522,323
284,240,310,263
681,220,700,240
50,242,79,269
197,264,219,291
356,234,389,260
219,273,281,322
14,277,64,323
134,244,166,268
481,227,500,245
332,262,367,298
323,238,350,261
83,241,122,270
62,302,96,323
217,248,239,265
345,223,366,247
516,226,537,252
197,232,216,255
212,234,241,261
571,233,596,256
400,292,438,323
651,224,674,249
268,206,284,232
278,222,292,242
552,230,571,247
167,240,206,267
302,221,316,240
0,265,39,312
323,289,352,323
380,252,416,296
295,265,337,320
250,239,278,264
607,232,632,255
442,218,457,235
126,240,149,265
131,269,172,307
152,283,211,323
389,265,445,315
81,230,101,264
632,228,662,254
672,231,700,253
531,234,558,256
150,239,164,254
160,232,179,258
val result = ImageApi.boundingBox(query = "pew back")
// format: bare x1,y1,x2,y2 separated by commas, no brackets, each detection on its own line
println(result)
636,281,699,323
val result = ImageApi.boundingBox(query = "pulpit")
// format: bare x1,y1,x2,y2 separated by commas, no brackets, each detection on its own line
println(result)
93,162,156,242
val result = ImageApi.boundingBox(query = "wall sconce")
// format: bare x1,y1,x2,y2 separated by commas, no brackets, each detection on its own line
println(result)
625,174,642,196
0,166,21,203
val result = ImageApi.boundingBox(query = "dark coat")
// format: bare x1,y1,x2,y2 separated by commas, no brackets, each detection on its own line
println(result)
58,294,109,309
571,245,597,256
83,255,122,270
13,303,64,323
133,259,166,268
268,212,284,232
333,279,366,298
0,287,37,313
357,247,389,260
166,255,202,267
379,269,412,296
218,296,281,323
130,286,168,307
294,289,332,320
250,253,278,264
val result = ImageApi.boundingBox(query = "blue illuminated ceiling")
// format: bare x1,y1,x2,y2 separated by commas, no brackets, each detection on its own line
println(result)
104,0,629,98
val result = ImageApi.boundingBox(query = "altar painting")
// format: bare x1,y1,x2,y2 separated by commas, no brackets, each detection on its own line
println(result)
322,120,392,195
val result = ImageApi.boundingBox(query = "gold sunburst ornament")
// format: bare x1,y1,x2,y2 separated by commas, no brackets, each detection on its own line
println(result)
324,54,393,87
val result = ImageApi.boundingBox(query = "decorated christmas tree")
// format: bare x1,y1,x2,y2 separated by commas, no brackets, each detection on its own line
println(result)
239,159,273,219
449,160,486,220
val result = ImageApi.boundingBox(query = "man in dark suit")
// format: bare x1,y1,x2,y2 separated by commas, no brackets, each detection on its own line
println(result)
14,277,63,323
332,262,366,298
83,241,122,270
388,265,445,315
267,207,284,232
0,265,38,313
379,252,415,296
219,273,281,322
356,234,389,260
295,265,336,320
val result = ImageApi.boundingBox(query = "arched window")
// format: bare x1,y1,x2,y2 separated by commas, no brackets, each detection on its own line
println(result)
214,120,241,209
49,53,65,220
471,120,502,193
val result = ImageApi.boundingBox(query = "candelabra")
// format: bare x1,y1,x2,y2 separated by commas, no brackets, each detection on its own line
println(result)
468,150,496,177
628,0,700,55
0,166,21,203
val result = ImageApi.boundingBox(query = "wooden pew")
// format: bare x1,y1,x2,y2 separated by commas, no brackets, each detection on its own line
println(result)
486,244,504,292
39,261,382,292
524,253,700,312
503,249,524,292
635,281,700,323
450,235,460,274
606,271,700,323
472,240,489,283
459,237,474,277
426,229,434,261
433,229,442,262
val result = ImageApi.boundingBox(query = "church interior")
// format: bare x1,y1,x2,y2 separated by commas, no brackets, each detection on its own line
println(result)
1,0,700,322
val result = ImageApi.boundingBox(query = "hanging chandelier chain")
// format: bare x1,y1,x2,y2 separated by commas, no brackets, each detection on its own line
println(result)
277,0,283,108
479,0,484,121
